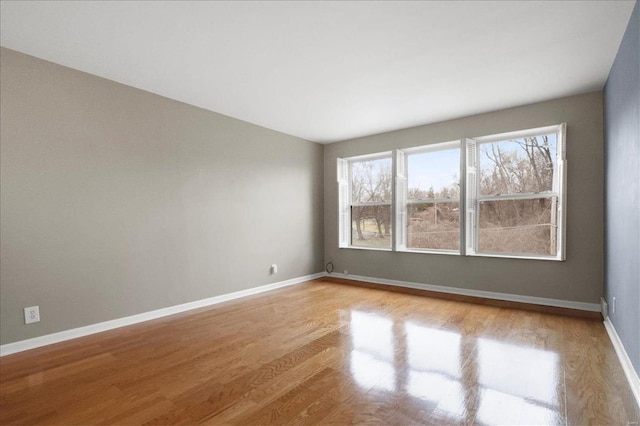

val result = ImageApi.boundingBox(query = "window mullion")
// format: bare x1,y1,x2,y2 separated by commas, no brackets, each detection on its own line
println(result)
465,138,478,255
394,150,407,251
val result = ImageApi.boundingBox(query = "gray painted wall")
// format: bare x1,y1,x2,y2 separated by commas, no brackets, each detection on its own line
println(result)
324,92,604,304
0,44,616,348
0,48,324,345
604,1,639,373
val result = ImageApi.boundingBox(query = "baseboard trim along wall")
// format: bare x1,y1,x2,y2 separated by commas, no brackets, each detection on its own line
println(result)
0,271,604,357
603,317,640,408
329,272,602,312
0,272,325,357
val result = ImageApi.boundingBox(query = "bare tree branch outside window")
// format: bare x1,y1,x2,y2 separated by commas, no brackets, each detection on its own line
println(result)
350,158,392,248
477,134,558,256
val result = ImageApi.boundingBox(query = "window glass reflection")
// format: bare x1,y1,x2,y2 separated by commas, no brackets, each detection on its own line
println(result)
349,310,396,391
350,310,394,360
429,382,467,421
407,371,455,401
475,338,562,425
478,338,560,405
407,370,464,420
345,313,564,424
405,322,464,418
477,388,557,426
405,322,461,377
350,350,396,392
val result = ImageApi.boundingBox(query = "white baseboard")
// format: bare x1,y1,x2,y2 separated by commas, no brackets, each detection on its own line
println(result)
330,272,602,312
0,271,603,357
603,317,640,408
0,272,325,357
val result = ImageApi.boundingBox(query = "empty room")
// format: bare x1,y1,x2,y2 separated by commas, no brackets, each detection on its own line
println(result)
1,1,638,425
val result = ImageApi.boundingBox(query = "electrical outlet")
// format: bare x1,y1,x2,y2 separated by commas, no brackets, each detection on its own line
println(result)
271,264,278,274
612,297,616,314
344,269,349,275
24,306,40,324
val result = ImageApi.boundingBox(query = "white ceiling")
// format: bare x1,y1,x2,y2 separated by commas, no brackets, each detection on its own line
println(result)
0,1,635,143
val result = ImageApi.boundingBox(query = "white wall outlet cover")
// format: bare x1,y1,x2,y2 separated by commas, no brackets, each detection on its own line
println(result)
24,306,40,324
271,264,278,274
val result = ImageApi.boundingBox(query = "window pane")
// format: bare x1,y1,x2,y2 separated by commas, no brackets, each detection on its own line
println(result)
478,198,558,256
351,158,392,204
351,205,392,249
407,202,460,251
408,148,460,200
479,134,557,196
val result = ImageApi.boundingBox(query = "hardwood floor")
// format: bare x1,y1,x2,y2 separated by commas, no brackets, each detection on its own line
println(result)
1,278,638,425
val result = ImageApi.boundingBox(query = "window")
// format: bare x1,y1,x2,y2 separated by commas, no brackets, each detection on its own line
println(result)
337,124,566,260
397,142,462,253
338,153,392,249
467,124,566,260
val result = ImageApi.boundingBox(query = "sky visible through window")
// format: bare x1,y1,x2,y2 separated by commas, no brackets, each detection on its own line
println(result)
408,149,460,196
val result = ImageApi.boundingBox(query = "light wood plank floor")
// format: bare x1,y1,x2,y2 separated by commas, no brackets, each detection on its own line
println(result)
1,278,638,425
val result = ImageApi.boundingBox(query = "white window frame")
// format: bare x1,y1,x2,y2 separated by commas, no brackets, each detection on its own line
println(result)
397,141,463,255
466,124,566,261
337,152,393,251
337,123,567,261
